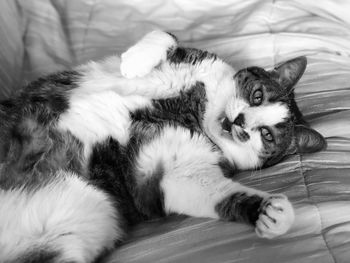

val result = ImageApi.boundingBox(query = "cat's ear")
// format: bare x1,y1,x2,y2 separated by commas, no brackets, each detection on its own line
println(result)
293,125,326,153
270,56,307,91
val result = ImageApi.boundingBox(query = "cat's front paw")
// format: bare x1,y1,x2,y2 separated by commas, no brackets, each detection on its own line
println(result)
120,31,177,78
255,194,295,239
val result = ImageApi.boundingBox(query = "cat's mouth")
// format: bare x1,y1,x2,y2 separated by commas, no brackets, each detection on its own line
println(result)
220,117,250,142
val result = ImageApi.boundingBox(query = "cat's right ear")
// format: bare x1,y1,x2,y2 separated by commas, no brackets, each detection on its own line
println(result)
271,56,307,92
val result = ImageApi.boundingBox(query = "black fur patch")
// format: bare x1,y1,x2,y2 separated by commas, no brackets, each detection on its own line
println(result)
0,120,85,190
88,138,142,226
168,47,217,65
133,162,165,218
0,70,81,163
131,81,207,135
16,70,80,124
218,158,236,178
17,249,59,263
215,192,263,225
89,137,166,221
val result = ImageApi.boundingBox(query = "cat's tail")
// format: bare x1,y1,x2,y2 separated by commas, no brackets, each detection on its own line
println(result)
0,171,123,263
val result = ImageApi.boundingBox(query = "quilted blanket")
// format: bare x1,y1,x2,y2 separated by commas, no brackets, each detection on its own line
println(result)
0,0,349,262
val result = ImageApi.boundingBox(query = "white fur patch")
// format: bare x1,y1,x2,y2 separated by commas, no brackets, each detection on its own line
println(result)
244,103,290,127
162,170,266,219
58,91,151,157
215,135,263,170
135,125,220,182
0,172,120,262
225,97,249,122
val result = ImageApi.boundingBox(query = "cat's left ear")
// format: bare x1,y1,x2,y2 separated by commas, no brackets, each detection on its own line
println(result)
293,125,326,153
270,56,307,91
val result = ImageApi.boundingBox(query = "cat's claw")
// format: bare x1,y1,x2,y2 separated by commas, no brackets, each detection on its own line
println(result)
255,194,295,239
120,31,177,79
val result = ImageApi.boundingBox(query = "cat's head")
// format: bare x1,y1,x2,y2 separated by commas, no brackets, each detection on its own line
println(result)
215,56,326,170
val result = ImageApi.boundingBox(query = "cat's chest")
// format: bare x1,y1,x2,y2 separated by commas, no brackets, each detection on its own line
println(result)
57,91,152,156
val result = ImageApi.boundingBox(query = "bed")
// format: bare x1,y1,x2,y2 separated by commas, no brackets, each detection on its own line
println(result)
1,0,349,262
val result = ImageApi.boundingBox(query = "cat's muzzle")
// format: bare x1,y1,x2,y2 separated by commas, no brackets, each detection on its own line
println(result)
221,117,250,142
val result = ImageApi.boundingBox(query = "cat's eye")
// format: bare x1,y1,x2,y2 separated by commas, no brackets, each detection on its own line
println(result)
261,127,273,142
252,89,263,106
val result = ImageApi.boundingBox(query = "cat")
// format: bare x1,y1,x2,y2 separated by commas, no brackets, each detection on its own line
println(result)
0,31,325,263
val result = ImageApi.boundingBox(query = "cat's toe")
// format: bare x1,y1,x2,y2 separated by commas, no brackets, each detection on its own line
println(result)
255,194,295,239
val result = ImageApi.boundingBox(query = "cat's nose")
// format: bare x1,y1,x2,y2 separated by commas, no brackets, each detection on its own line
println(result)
233,113,245,128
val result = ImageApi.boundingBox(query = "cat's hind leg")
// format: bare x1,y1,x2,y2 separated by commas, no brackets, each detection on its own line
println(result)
0,172,122,263
120,31,178,78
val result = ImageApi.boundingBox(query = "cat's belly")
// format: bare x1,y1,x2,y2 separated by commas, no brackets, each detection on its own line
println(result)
132,125,228,218
58,90,152,157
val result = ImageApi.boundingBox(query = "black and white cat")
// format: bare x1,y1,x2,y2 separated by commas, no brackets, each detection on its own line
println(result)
0,31,325,263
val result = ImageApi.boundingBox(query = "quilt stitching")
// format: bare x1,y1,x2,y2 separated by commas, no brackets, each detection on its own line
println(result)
298,153,337,263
